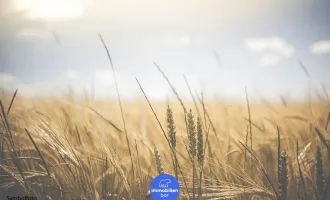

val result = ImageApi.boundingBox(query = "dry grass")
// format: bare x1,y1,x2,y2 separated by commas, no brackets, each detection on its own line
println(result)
0,88,330,200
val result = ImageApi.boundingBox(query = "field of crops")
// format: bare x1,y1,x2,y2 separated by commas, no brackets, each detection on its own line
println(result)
0,85,329,199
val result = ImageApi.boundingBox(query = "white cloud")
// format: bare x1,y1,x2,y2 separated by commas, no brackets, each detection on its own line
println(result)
16,29,52,40
310,41,330,55
245,37,295,66
8,0,85,21
163,34,191,48
0,73,39,96
15,79,87,97
0,71,131,98
94,69,115,86
143,84,170,100
93,69,127,86
15,84,37,96
92,69,140,99
66,68,79,80
178,35,191,46
0,73,19,85
259,54,280,66
246,37,295,57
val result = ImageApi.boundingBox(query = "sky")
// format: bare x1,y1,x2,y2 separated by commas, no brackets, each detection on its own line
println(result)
0,0,330,102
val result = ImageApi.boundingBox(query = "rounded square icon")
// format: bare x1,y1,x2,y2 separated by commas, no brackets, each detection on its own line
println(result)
150,174,180,199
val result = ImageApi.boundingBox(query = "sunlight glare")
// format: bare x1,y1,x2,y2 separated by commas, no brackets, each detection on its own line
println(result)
10,0,84,21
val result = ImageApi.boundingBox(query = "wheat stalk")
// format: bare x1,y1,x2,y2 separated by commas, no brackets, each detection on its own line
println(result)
197,116,204,199
278,151,288,200
153,144,164,175
315,146,325,200
187,109,197,199
166,104,178,179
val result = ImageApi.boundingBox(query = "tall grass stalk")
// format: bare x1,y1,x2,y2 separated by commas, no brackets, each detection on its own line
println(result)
315,146,325,200
187,109,197,200
296,139,307,198
167,105,178,179
239,140,279,199
154,144,164,175
197,116,204,199
98,33,135,179
278,151,288,200
135,78,190,199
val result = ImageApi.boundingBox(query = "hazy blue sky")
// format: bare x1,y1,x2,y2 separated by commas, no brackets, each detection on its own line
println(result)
0,0,330,101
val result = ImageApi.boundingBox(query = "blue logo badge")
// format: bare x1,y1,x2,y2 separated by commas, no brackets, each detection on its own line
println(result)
150,174,180,199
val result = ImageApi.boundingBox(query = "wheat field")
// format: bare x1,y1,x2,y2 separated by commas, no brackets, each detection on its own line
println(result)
0,0,329,199
0,83,330,200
